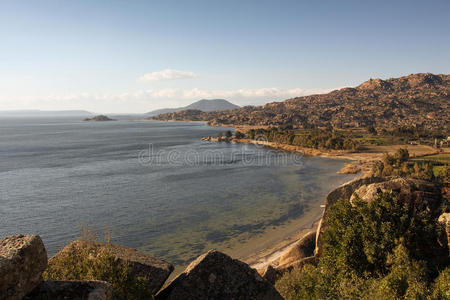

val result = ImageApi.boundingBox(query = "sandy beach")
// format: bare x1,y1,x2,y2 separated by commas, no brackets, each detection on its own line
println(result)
199,137,441,271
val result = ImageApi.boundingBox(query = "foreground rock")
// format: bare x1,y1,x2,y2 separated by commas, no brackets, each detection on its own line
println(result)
24,280,112,300
156,250,283,300
52,240,173,295
84,115,115,121
0,235,47,300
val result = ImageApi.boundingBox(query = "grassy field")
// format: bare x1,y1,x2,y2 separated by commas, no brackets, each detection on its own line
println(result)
412,153,450,163
410,152,449,176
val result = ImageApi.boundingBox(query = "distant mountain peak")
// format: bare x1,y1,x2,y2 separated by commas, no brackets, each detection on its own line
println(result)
146,99,239,116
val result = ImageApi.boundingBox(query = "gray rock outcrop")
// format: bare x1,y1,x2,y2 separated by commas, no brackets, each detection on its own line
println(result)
0,235,47,300
156,250,283,300
350,177,443,217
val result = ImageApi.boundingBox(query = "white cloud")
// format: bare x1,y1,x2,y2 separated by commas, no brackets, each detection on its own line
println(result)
178,87,331,100
138,69,198,82
1,87,334,113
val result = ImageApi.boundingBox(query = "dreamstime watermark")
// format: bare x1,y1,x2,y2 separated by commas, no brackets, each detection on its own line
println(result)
138,137,304,167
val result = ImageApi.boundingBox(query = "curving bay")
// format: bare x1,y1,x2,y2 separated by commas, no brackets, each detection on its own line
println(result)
0,117,357,266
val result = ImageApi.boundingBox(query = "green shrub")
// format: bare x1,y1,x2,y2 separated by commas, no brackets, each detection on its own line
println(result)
431,267,450,300
275,192,447,299
369,244,429,299
43,236,153,299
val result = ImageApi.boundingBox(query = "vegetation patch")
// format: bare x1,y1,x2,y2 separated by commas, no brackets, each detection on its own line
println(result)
275,192,449,299
43,229,153,300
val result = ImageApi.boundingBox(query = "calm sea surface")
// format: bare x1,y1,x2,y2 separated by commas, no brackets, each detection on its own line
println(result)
0,117,356,264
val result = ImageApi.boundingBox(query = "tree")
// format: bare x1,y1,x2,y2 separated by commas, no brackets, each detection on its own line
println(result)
367,126,377,135
235,131,245,139
372,161,384,177
395,148,409,163
247,129,256,139
382,153,397,166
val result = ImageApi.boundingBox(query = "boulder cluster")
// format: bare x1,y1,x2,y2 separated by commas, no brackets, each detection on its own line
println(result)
1,236,282,299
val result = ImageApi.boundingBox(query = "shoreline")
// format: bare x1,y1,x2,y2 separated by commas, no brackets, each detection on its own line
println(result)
203,136,439,177
199,136,439,271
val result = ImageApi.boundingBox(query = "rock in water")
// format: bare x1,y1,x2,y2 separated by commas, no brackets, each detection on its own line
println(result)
50,240,173,295
24,280,112,300
0,235,47,300
156,250,283,300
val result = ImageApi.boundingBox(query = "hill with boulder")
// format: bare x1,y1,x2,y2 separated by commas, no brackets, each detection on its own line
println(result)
152,73,449,131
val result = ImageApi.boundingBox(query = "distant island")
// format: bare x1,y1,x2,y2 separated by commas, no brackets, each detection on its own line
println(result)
146,99,240,116
84,115,116,121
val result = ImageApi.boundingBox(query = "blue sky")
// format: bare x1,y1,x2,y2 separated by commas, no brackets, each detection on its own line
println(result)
0,0,449,113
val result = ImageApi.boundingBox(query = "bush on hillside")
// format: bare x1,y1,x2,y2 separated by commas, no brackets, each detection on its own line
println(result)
43,230,153,299
275,191,448,299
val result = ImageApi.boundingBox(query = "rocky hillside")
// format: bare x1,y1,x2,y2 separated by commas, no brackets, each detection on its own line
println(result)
152,73,449,131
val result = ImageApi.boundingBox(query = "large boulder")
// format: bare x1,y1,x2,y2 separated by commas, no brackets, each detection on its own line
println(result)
156,250,283,300
24,280,112,300
351,177,443,217
324,176,386,209
0,235,47,300
51,240,173,295
279,231,315,266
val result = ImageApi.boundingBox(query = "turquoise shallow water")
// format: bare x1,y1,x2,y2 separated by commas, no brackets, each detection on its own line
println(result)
0,117,356,264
